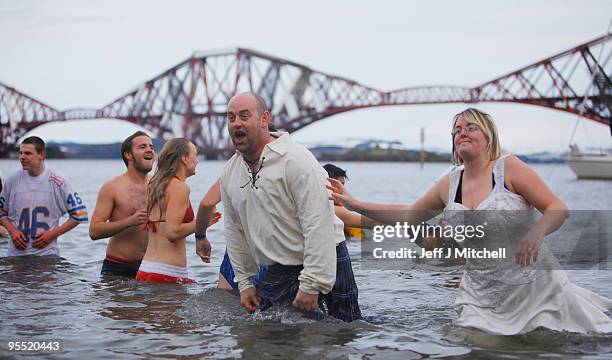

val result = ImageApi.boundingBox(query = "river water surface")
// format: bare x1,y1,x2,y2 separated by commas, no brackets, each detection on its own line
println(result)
1,159,611,359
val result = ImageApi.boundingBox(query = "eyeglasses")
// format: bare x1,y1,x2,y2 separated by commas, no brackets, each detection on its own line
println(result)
451,123,480,136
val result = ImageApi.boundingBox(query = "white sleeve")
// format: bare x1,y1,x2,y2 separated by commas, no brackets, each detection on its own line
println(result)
58,179,89,223
287,155,337,294
221,179,260,292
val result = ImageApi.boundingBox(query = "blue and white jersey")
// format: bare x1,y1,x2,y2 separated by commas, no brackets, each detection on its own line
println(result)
0,168,88,257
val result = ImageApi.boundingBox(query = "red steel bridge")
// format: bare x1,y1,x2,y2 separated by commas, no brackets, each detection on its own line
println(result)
1,34,610,158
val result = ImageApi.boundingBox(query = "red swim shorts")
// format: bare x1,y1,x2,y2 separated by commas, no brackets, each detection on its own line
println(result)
135,270,195,284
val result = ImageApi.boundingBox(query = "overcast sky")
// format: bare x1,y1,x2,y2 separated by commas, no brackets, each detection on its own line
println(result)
2,0,611,153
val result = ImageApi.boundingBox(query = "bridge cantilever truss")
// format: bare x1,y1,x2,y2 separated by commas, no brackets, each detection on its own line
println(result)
0,82,64,155
1,34,610,157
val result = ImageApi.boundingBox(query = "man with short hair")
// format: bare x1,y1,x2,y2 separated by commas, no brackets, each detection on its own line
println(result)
323,163,365,239
0,136,88,257
323,163,348,185
89,131,154,277
221,92,361,322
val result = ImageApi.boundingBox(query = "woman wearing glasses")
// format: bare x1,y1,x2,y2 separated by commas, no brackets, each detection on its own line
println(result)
327,108,612,335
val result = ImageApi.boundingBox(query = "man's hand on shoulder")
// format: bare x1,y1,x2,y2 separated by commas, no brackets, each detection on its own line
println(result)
293,289,319,312
240,287,261,313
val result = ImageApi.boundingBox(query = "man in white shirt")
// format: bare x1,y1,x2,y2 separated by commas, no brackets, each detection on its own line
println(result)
0,136,88,257
220,92,361,322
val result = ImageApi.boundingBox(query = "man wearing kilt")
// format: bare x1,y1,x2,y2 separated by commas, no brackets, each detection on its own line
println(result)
220,92,361,322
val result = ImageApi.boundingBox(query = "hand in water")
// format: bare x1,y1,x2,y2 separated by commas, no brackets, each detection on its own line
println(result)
240,287,261,313
293,289,319,312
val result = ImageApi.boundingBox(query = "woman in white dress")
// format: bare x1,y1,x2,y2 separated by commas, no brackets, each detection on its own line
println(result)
327,108,612,335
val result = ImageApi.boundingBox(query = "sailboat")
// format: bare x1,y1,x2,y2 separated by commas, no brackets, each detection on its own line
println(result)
564,144,612,180
563,33,612,180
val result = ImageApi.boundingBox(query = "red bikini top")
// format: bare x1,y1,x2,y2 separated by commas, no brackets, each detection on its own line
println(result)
144,176,194,233
183,202,195,223
144,201,194,233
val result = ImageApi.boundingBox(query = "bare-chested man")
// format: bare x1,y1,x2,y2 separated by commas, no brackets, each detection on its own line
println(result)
89,131,155,277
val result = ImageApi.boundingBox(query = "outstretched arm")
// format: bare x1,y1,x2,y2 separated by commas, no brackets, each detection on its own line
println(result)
327,177,446,225
194,180,222,263
334,205,380,229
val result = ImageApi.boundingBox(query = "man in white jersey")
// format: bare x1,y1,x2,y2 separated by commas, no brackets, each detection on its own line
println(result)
0,136,88,257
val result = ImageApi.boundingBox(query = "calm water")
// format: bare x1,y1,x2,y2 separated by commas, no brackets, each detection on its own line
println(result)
1,159,612,359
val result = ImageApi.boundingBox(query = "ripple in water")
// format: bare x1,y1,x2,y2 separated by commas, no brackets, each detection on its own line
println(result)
1,160,612,358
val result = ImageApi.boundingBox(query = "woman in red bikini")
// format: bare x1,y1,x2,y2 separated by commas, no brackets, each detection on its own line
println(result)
136,138,199,284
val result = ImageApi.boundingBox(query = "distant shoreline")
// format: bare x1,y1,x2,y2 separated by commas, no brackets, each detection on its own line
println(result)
0,141,566,164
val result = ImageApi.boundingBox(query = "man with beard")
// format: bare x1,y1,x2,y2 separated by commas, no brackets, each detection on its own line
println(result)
89,131,155,277
220,92,361,322
0,136,88,256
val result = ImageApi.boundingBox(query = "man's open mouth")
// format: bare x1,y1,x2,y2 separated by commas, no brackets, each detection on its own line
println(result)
234,130,247,141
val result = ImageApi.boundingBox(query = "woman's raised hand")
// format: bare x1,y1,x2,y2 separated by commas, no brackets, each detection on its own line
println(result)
326,178,359,211
208,207,222,227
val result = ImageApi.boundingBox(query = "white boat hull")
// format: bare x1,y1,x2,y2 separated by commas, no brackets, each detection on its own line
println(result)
565,155,612,180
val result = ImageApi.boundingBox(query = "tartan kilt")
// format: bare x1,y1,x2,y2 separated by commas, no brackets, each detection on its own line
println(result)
256,241,361,322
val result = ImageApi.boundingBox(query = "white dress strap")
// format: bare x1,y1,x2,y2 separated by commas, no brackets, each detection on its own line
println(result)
493,154,511,193
447,168,462,205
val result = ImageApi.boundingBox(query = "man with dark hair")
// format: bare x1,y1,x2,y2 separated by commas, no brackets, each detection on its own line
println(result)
89,131,154,277
323,164,348,185
220,92,361,322
0,136,88,256
323,163,365,239
120,131,150,166
22,136,46,153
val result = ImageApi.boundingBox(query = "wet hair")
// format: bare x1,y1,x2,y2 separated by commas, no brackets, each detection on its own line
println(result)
121,131,151,167
147,138,192,219
451,108,501,165
323,163,348,180
21,136,45,154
